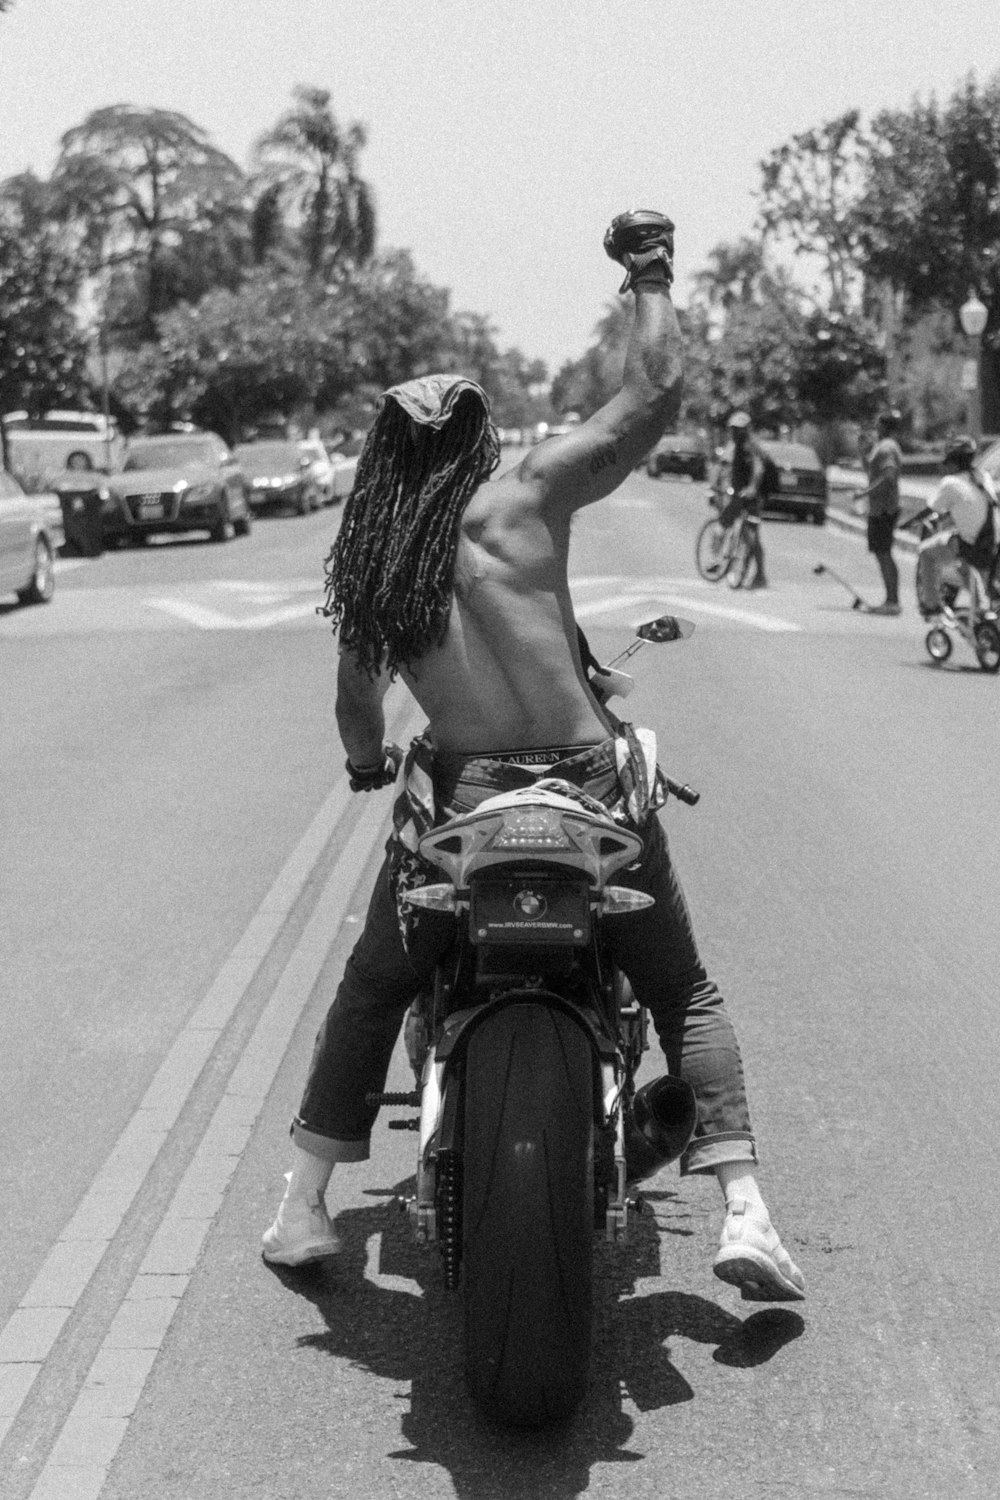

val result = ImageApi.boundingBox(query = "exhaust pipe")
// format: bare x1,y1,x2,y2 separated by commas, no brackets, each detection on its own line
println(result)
624,1075,697,1182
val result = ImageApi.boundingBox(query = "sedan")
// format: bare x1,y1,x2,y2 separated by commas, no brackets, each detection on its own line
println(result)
108,434,253,545
710,439,827,525
234,441,321,516
646,431,708,481
0,468,64,606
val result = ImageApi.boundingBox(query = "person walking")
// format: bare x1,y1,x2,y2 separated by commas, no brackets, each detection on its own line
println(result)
262,209,804,1303
854,410,904,615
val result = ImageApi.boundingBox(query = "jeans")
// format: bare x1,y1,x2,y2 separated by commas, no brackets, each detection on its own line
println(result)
293,741,757,1176
916,530,964,613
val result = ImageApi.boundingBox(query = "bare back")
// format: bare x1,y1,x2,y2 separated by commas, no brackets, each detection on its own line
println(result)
399,467,609,753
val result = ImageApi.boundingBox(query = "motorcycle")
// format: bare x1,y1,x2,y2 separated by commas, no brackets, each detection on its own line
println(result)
369,615,700,1427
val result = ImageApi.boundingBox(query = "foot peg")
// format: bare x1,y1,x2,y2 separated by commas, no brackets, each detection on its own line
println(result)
365,1090,420,1107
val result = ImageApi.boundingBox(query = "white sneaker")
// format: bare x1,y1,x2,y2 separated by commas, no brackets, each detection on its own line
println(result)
713,1198,805,1301
262,1185,341,1266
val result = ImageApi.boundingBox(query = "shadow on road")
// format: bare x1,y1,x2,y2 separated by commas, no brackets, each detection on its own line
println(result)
264,1180,804,1499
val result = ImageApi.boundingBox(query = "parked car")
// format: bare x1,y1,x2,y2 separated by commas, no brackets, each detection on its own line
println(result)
2,409,125,484
298,437,338,505
710,438,827,525
108,433,253,545
0,468,65,606
234,440,321,515
646,431,708,480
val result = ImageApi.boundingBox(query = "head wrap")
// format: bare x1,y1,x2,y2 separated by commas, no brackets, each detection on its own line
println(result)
379,374,490,430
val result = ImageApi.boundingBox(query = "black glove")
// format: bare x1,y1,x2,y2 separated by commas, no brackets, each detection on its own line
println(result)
604,209,675,294
345,742,403,792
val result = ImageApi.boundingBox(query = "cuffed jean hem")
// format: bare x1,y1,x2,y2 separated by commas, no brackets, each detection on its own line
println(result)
680,1131,758,1177
291,1119,370,1164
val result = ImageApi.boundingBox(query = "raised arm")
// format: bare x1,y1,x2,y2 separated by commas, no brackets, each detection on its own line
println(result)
513,210,683,514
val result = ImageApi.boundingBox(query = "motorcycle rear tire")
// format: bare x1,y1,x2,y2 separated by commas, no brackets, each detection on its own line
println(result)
461,1001,595,1427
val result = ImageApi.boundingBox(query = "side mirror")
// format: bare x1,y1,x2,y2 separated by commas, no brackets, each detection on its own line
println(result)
636,614,695,642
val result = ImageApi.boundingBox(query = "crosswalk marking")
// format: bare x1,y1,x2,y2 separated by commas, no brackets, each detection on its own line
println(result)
571,576,802,633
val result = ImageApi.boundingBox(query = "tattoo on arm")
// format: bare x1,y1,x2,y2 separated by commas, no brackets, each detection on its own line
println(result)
589,442,618,475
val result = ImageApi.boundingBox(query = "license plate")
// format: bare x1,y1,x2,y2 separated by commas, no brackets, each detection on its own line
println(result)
779,473,799,491
138,500,165,518
470,878,591,945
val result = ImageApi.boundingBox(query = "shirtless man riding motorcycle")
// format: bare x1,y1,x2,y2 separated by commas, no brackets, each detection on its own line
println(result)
263,210,805,1304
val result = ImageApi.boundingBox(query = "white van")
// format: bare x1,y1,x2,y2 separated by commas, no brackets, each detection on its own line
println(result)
2,410,125,484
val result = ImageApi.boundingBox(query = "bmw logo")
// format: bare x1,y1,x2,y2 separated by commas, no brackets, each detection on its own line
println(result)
514,889,547,919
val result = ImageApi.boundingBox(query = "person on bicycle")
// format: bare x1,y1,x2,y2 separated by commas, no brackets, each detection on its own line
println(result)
854,409,904,615
915,434,999,619
262,210,804,1304
717,411,769,589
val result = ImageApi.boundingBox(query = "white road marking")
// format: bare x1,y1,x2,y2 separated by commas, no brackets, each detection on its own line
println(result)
0,694,421,1477
146,596,317,630
574,587,801,632
363,1232,422,1298
27,795,406,1500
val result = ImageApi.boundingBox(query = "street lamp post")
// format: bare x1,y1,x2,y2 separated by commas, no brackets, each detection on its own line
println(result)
959,289,989,444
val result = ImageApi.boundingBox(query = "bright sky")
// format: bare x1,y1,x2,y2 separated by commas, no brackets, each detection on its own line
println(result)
1,0,998,372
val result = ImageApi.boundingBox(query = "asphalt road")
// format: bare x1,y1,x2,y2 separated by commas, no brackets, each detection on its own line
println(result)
2,467,998,1499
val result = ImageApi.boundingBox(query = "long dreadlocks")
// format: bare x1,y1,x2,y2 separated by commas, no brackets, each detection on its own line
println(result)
320,384,500,677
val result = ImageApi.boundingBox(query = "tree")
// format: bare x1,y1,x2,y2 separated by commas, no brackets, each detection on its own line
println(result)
857,76,1000,313
51,105,248,339
794,311,885,425
758,110,869,312
252,86,376,278
0,186,89,419
691,237,771,313
550,300,632,419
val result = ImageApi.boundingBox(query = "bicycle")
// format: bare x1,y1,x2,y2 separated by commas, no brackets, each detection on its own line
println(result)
694,489,758,588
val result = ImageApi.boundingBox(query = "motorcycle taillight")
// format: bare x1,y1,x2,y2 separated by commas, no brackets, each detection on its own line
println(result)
485,807,575,851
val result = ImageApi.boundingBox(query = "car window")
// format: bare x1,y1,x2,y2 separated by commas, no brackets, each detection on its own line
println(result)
125,440,218,470
235,443,301,466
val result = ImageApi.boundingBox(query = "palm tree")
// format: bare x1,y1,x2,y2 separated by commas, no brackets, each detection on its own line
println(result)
252,86,376,278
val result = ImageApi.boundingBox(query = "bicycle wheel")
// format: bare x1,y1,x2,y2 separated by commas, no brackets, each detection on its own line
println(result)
726,528,753,589
695,517,731,582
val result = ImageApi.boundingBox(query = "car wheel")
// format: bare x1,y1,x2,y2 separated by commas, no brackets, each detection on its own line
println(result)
17,536,55,605
646,459,659,479
812,508,826,525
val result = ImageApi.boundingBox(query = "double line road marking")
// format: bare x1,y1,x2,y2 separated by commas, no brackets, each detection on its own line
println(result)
0,696,422,1500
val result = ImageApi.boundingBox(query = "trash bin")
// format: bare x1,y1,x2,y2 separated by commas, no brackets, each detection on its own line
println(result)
58,483,105,557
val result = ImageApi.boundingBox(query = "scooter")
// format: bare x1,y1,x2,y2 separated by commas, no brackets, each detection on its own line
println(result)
812,561,871,612
372,615,699,1427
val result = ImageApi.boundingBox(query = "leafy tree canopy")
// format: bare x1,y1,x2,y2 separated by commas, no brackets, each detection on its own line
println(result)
252,86,376,277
